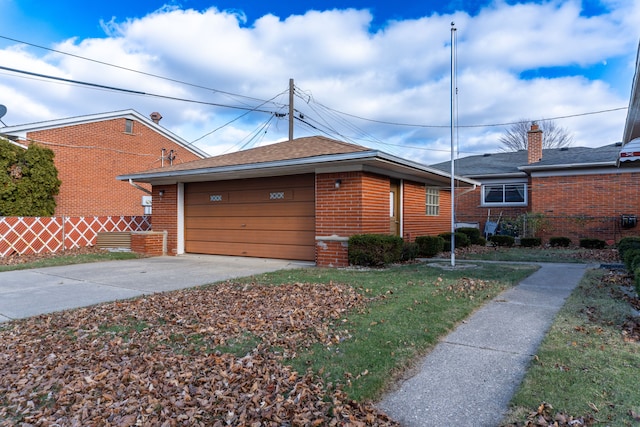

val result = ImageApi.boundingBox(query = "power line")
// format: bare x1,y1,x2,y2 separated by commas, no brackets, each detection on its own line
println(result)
190,89,289,145
0,34,280,108
0,65,277,114
312,99,628,128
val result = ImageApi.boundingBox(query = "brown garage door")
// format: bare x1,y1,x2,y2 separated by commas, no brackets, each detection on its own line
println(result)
184,174,315,261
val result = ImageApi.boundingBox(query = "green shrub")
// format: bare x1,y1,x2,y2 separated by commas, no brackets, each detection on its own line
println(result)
635,267,640,295
456,227,482,245
476,237,487,247
489,235,515,247
415,235,445,257
438,232,471,250
549,236,572,247
579,238,606,249
623,249,640,271
617,237,640,260
348,234,403,267
520,237,541,247
401,241,419,262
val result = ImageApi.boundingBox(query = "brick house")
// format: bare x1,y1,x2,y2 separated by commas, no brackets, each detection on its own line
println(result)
119,136,476,267
431,131,640,243
0,110,207,216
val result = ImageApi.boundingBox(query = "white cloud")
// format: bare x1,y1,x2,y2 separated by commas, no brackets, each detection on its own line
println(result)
0,0,638,165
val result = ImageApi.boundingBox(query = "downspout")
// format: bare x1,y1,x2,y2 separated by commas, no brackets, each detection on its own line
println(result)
129,179,152,195
456,183,477,197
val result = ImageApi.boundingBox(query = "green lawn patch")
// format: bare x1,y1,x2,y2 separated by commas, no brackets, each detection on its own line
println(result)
502,269,640,426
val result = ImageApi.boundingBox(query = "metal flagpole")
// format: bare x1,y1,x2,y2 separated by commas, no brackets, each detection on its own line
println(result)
450,22,457,267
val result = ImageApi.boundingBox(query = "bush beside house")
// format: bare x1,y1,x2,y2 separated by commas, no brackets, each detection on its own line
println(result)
0,139,60,216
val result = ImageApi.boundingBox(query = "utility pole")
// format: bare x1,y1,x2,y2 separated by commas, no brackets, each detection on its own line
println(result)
288,78,294,141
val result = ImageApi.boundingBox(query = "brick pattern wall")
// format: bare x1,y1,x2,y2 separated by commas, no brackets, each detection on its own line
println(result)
527,124,543,163
131,232,166,256
315,172,390,267
25,118,201,217
402,181,453,240
151,185,179,255
530,172,640,242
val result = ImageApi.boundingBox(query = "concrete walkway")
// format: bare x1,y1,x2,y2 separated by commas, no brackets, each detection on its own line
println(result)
377,262,591,427
0,254,311,323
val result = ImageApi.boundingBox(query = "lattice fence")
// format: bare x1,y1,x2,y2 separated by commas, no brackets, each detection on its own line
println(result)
0,216,151,257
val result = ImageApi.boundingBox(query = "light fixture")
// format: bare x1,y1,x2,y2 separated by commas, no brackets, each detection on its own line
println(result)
158,190,165,197
335,179,342,189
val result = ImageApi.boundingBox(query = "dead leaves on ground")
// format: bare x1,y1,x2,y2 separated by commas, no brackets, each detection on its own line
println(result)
0,282,398,426
505,402,596,426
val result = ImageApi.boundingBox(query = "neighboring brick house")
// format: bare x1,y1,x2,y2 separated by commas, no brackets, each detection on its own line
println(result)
119,136,477,267
431,125,640,243
0,110,207,216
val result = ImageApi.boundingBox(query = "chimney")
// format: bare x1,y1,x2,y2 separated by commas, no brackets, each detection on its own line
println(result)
150,112,162,124
527,122,543,163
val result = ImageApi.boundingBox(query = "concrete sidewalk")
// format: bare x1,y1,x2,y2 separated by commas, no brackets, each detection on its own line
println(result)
377,262,591,427
0,254,311,323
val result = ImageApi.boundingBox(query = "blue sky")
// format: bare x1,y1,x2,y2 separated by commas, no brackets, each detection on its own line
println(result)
0,0,638,163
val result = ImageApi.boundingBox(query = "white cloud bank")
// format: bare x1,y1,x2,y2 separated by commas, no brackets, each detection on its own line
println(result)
0,0,638,163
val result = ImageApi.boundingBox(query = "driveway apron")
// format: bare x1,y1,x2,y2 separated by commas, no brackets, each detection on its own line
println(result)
0,254,309,323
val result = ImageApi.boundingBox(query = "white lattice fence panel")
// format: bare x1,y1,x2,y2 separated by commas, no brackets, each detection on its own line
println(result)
64,216,152,248
1,216,152,257
0,217,63,257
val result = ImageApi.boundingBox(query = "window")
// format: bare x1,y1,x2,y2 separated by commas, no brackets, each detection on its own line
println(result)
482,183,527,206
426,187,440,216
124,119,134,134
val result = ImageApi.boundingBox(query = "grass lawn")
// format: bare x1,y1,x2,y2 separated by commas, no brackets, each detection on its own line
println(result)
0,260,535,425
501,268,640,427
0,249,140,272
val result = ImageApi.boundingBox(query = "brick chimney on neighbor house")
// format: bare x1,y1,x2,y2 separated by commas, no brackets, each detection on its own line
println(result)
150,112,163,124
527,122,543,163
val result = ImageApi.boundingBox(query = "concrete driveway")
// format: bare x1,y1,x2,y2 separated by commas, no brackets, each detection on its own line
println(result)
0,254,313,323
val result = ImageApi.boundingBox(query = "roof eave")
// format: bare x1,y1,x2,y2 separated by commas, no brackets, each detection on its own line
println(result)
0,109,208,159
118,150,479,187
519,161,617,172
623,40,640,144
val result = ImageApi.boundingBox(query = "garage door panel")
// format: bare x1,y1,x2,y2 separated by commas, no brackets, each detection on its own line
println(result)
186,202,314,217
185,241,315,261
185,216,315,231
184,174,315,261
186,229,315,245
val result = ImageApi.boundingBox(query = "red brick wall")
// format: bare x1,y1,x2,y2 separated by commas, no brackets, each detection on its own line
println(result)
25,118,201,216
530,172,640,242
151,184,179,255
131,232,166,256
403,181,453,240
315,172,390,267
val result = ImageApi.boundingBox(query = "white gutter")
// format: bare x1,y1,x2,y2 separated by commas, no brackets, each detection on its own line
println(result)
519,161,616,172
128,179,152,195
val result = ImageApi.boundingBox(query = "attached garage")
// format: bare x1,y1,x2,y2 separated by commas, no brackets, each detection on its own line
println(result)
184,174,315,261
118,136,477,266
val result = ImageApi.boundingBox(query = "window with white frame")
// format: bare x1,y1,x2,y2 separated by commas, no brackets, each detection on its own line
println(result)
482,183,527,206
426,187,440,216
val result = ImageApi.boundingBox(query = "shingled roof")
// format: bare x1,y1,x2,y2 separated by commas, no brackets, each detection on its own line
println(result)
142,135,369,173
430,143,621,178
119,135,478,187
